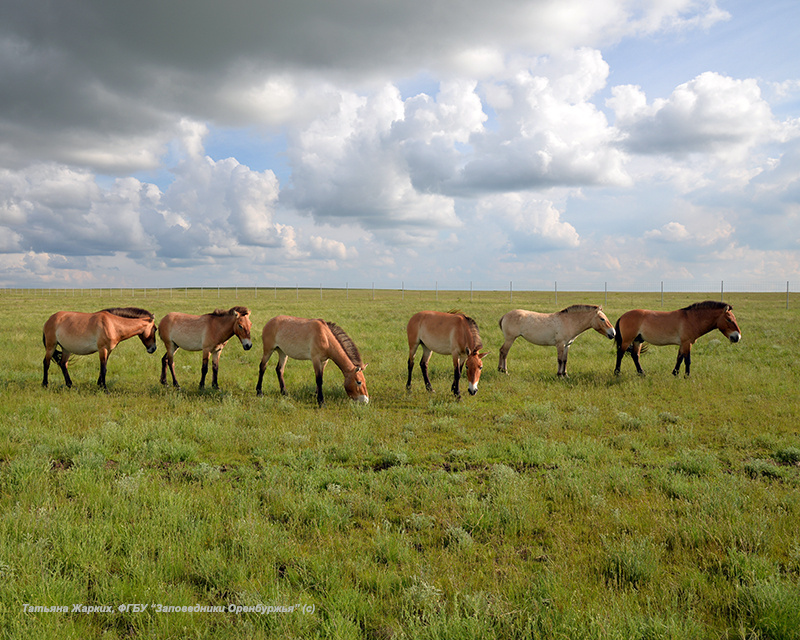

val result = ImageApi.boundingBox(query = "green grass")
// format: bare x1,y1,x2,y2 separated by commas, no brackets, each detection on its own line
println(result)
1,289,799,638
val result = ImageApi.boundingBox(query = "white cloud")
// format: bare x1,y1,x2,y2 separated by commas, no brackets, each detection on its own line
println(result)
478,194,580,252
610,72,780,159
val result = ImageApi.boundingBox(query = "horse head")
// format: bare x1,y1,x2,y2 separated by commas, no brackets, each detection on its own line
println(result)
464,349,489,395
139,319,158,354
344,364,369,403
717,305,741,343
592,307,616,340
232,309,253,350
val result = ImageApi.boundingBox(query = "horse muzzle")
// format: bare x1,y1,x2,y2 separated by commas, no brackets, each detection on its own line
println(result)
606,328,616,339
354,395,369,404
147,344,157,354
241,339,253,350
468,383,478,396
728,332,741,343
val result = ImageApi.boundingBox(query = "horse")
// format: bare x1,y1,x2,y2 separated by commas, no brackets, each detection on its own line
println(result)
498,304,616,377
256,316,369,406
614,300,741,377
42,307,157,390
158,306,252,390
406,310,488,398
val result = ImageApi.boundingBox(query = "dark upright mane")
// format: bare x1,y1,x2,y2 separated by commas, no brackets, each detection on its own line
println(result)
101,307,154,321
559,304,599,314
210,306,251,317
682,301,731,312
326,322,364,366
462,315,483,350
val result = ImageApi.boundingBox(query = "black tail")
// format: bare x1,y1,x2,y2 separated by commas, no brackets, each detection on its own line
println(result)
613,321,649,357
43,332,63,363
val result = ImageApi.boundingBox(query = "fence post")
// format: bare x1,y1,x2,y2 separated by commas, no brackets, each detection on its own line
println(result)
661,281,664,307
788,281,790,310
721,280,724,302
510,281,513,304
555,281,558,306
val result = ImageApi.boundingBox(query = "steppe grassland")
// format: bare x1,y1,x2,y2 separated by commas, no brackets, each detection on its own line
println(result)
0,288,798,639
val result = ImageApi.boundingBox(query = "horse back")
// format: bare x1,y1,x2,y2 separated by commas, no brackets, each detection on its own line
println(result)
618,309,683,346
158,312,210,351
262,315,324,360
409,310,477,355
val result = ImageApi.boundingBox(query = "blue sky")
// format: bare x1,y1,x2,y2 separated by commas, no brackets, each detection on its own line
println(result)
1,0,798,290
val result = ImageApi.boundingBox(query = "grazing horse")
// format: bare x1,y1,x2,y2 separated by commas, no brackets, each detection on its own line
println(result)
256,316,369,406
42,307,157,389
406,310,488,398
158,307,252,390
614,300,741,377
498,304,616,377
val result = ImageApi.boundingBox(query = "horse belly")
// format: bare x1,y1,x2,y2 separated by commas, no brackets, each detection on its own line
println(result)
640,324,681,346
55,328,99,355
170,324,207,352
521,322,559,347
417,328,457,356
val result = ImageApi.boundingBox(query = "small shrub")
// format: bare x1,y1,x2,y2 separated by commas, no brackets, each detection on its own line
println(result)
600,536,661,589
745,459,784,480
774,446,800,465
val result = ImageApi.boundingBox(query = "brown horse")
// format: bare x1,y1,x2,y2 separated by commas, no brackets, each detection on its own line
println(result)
498,304,616,377
406,310,488,398
256,315,369,406
614,300,741,377
42,307,157,389
158,307,252,390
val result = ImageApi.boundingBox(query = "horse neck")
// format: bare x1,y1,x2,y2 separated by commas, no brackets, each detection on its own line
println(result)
116,316,151,339
212,314,237,341
573,310,598,333
325,333,358,373
691,309,723,336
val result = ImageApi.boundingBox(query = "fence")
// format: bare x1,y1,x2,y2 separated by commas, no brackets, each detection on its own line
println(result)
1,280,796,309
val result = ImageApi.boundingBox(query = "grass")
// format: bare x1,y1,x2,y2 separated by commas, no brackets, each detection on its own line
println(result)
1,288,799,639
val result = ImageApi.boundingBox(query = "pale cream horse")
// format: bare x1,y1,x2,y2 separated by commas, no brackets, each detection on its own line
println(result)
498,304,615,377
257,315,369,406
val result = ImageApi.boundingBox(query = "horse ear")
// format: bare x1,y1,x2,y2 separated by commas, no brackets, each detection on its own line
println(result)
465,348,472,356
478,351,490,358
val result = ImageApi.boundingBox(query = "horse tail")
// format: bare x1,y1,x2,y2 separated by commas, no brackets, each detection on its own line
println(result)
43,332,63,363
614,319,622,350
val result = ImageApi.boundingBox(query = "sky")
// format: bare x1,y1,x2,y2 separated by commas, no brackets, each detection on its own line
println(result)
1,0,799,290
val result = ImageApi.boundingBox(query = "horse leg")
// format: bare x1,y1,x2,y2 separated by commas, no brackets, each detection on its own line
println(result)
630,343,645,375
256,349,272,396
163,345,181,388
199,350,210,389
211,349,221,389
420,347,434,392
314,360,327,407
556,343,568,377
451,353,462,398
406,343,418,391
96,348,109,390
674,343,692,377
57,351,73,388
672,350,684,376
275,351,289,395
498,336,516,373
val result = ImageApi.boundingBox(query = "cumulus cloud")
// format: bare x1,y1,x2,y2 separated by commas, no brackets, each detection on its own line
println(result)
478,194,580,252
610,72,780,159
